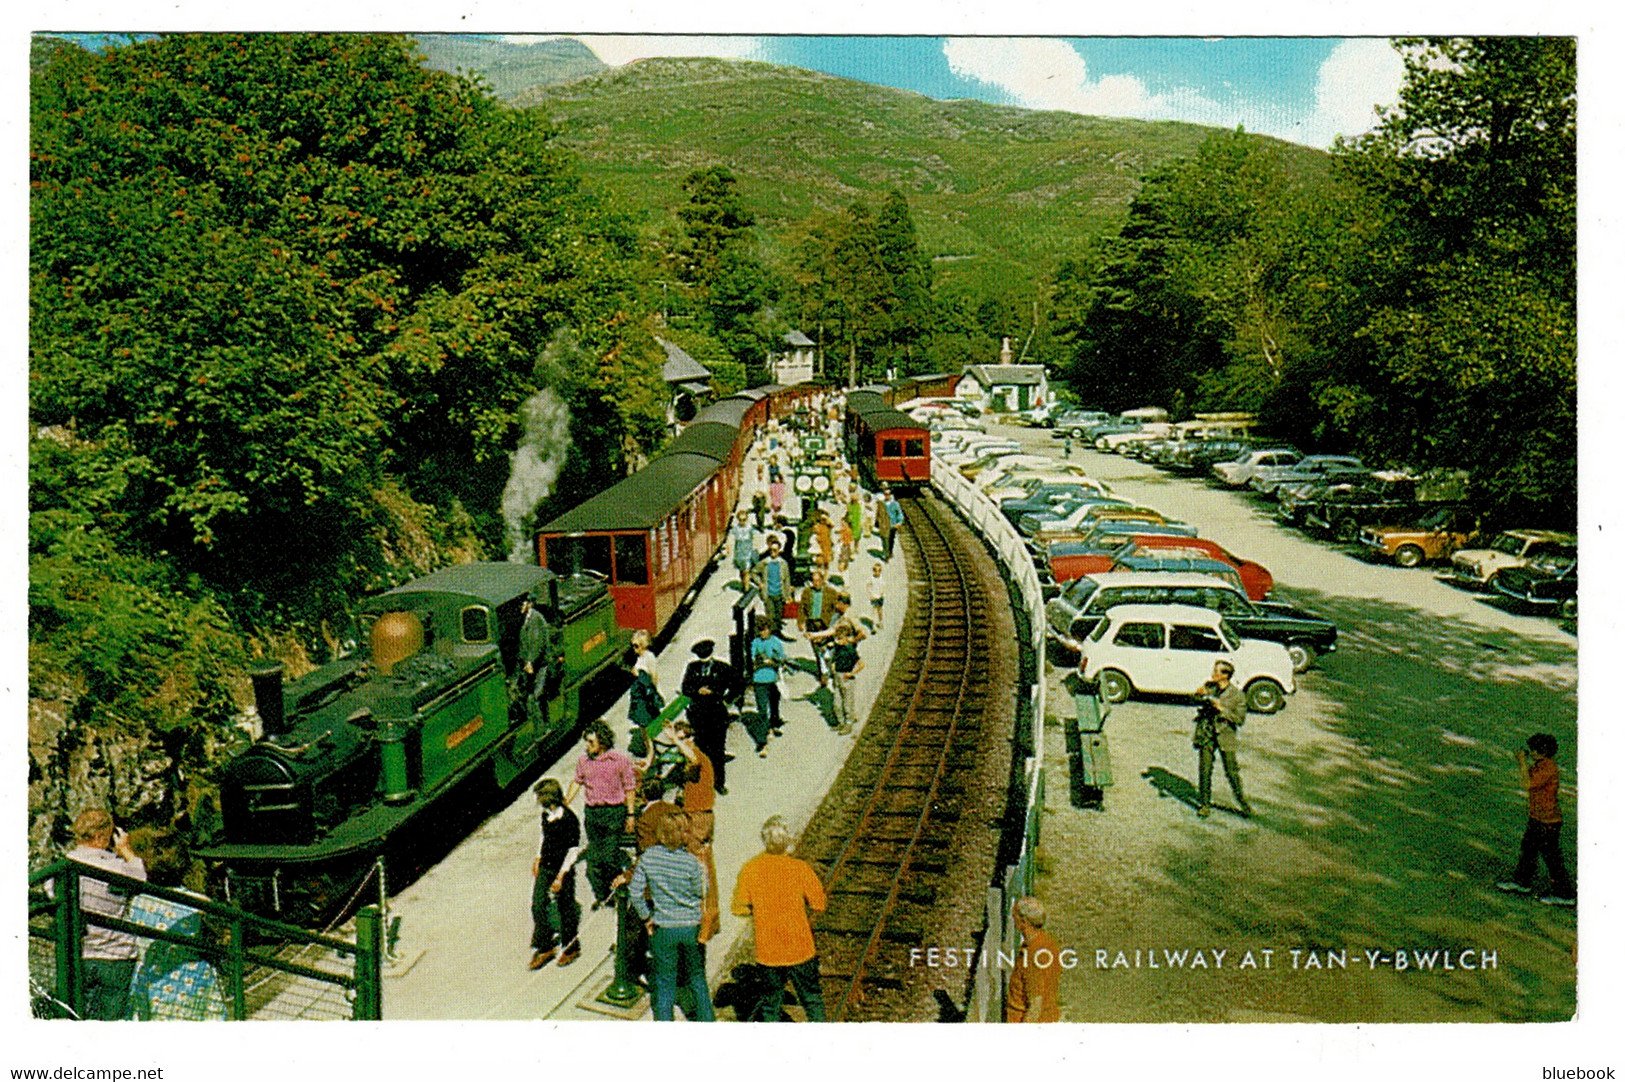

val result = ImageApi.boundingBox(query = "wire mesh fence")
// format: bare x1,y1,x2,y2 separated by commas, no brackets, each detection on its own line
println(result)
28,861,381,1021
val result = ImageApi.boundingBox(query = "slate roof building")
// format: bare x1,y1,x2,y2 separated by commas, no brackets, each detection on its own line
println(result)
772,329,816,386
958,344,1050,413
658,338,714,426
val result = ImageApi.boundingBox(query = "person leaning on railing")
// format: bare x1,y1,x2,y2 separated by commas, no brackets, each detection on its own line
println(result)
57,808,148,1020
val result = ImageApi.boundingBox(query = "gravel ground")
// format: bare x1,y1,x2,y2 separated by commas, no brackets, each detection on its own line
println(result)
991,423,1578,1023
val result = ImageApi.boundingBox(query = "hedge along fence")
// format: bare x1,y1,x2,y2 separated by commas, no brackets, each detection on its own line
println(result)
929,457,1046,1023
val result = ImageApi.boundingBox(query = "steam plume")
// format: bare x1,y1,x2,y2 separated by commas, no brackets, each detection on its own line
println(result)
502,387,572,562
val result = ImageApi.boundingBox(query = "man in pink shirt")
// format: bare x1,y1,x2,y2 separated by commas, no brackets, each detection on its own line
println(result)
564,720,639,908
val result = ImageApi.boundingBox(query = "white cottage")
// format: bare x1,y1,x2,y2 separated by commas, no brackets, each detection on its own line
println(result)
772,329,816,386
959,340,1050,413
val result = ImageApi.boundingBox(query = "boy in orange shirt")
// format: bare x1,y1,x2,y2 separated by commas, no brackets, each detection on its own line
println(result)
731,815,827,1021
1496,732,1575,906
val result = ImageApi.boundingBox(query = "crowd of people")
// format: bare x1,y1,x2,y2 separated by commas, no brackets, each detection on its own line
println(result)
524,393,904,1020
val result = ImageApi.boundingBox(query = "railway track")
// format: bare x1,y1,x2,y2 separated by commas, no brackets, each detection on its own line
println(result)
802,492,997,1021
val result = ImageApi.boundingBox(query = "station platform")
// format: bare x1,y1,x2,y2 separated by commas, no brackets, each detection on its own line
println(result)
380,439,912,1020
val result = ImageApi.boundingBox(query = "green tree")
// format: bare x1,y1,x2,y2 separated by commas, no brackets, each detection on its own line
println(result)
875,189,935,369
1330,37,1576,524
666,165,779,377
31,33,655,605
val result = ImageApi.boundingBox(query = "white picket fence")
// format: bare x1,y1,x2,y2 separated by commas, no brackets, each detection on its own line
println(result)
930,457,1048,1023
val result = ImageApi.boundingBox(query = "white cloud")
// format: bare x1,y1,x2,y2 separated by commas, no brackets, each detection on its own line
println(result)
1301,38,1408,146
503,34,766,68
942,36,1406,150
942,37,1197,119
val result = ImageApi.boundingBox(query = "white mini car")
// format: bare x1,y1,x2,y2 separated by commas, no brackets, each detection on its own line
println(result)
1079,604,1295,713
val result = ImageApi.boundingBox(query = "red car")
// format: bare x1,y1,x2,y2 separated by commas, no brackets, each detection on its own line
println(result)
1048,534,1274,600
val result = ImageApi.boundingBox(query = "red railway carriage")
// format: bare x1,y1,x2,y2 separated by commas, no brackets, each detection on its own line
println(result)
845,394,931,489
536,452,728,636
909,371,962,400
533,380,833,642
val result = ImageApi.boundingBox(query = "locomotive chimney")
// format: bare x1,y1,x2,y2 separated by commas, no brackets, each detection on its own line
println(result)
249,662,286,737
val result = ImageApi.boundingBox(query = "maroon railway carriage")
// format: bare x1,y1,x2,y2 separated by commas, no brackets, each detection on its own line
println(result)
536,452,728,637
845,389,931,489
909,371,963,400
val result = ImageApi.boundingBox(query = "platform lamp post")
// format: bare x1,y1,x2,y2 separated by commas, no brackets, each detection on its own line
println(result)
730,585,759,688
596,886,644,1011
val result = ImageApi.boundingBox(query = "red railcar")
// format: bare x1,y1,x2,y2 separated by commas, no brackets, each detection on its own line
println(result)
845,391,930,489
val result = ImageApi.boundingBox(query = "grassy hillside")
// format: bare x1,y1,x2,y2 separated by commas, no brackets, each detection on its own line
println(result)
413,34,606,99
519,55,1329,297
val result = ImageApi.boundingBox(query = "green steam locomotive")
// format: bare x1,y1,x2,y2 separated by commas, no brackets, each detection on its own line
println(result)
198,562,627,920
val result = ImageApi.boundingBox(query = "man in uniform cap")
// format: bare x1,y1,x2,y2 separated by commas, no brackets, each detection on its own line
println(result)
681,639,737,795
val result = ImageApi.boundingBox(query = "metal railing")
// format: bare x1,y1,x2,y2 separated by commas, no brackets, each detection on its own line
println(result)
929,457,1048,1023
28,859,382,1021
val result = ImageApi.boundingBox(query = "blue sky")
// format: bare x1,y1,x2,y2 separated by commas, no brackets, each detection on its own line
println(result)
540,35,1407,149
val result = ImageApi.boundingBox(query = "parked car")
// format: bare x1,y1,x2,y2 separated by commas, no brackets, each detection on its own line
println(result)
1360,506,1480,568
1049,411,1113,438
1110,553,1250,596
1280,472,1421,540
958,451,1058,482
1045,572,1338,671
1016,494,1140,536
1490,552,1578,619
1161,438,1259,474
1024,501,1183,543
1249,455,1369,499
1001,483,1125,525
1096,423,1175,453
981,467,1107,501
938,438,1020,465
1448,530,1578,590
1079,604,1294,712
1212,447,1302,488
1048,536,1273,599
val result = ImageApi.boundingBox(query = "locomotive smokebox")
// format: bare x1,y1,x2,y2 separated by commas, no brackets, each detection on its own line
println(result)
372,611,424,676
249,662,287,737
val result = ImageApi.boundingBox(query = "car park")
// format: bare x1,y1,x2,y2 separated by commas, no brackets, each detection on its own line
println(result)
1359,506,1479,567
1212,447,1302,488
1490,551,1578,619
1045,571,1336,671
1078,604,1294,712
1447,529,1577,590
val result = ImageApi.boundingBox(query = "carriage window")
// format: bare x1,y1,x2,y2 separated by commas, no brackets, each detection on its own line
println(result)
904,438,926,457
545,535,612,580
1112,622,1165,649
1169,624,1223,652
882,439,903,457
616,533,649,586
460,606,492,643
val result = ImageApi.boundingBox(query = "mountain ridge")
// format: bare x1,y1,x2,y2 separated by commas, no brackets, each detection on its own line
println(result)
512,53,1329,296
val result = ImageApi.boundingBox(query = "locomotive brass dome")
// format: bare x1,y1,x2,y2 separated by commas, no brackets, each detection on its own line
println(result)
371,610,424,675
